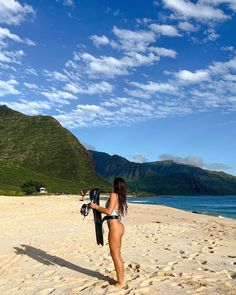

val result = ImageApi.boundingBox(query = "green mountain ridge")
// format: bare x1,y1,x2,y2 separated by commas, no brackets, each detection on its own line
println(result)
0,105,109,194
89,150,236,195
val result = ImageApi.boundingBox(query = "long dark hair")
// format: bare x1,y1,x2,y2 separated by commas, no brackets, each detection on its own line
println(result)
113,177,128,216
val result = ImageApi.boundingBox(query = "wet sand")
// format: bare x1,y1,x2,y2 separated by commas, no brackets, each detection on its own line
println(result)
0,195,235,295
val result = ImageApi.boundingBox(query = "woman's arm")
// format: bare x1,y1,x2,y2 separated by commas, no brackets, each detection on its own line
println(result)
90,193,117,215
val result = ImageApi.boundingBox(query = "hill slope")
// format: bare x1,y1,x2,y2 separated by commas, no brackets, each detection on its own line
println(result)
0,106,108,194
90,150,236,195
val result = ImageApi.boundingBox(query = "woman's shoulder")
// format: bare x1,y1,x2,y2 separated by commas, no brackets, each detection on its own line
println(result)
110,192,118,199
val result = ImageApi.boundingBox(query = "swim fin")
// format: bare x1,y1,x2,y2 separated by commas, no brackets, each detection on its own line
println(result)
90,188,104,246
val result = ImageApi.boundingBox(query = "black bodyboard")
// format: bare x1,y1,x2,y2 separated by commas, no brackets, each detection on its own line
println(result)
90,189,104,246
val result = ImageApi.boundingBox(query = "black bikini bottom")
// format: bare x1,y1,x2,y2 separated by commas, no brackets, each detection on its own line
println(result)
102,215,120,222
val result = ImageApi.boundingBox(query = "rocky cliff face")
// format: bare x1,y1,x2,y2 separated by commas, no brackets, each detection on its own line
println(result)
90,150,236,195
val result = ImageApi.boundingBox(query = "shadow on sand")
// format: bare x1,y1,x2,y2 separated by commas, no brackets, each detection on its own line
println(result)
14,244,115,284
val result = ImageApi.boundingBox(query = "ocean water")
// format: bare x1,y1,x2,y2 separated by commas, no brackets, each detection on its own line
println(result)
127,195,236,220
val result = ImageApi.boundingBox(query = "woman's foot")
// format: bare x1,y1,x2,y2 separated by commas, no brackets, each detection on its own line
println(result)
115,282,126,289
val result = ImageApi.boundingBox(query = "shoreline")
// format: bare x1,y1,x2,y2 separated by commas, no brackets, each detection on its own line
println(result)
127,195,236,221
1,194,236,220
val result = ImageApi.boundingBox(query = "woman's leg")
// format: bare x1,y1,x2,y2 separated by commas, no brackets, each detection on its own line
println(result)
108,221,125,288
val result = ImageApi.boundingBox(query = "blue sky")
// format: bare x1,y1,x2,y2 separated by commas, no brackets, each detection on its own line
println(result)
0,0,236,175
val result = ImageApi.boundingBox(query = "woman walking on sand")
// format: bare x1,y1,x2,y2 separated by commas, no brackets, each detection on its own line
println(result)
90,177,128,288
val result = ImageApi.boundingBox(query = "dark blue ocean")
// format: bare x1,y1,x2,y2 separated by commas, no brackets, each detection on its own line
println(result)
127,195,236,220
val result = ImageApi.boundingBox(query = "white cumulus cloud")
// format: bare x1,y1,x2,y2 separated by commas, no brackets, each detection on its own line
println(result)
0,79,19,97
0,27,35,46
112,26,156,52
24,82,39,89
129,81,177,94
55,104,113,128
64,81,113,95
148,46,177,58
176,69,210,83
63,0,75,7
178,21,197,32
132,154,149,163
159,153,231,171
44,70,69,82
149,23,181,36
199,0,236,11
41,90,77,105
0,49,24,63
204,27,219,42
80,52,129,77
0,0,35,25
163,0,228,21
90,35,111,48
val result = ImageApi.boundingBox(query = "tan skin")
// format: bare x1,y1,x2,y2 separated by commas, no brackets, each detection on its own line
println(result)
90,192,125,288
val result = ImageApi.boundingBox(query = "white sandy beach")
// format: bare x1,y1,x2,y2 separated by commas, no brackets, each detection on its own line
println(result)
0,195,236,295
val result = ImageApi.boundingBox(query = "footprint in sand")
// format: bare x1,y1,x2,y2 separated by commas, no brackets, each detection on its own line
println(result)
171,282,184,289
198,260,207,265
178,250,185,254
208,246,214,250
140,278,154,287
163,266,174,272
202,247,214,254
128,262,141,273
224,270,236,279
231,261,236,266
163,247,171,251
168,261,178,266
188,253,199,260
228,255,236,259
209,240,216,245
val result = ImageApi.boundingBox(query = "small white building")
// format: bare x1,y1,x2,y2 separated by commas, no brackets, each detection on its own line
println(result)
39,187,47,194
